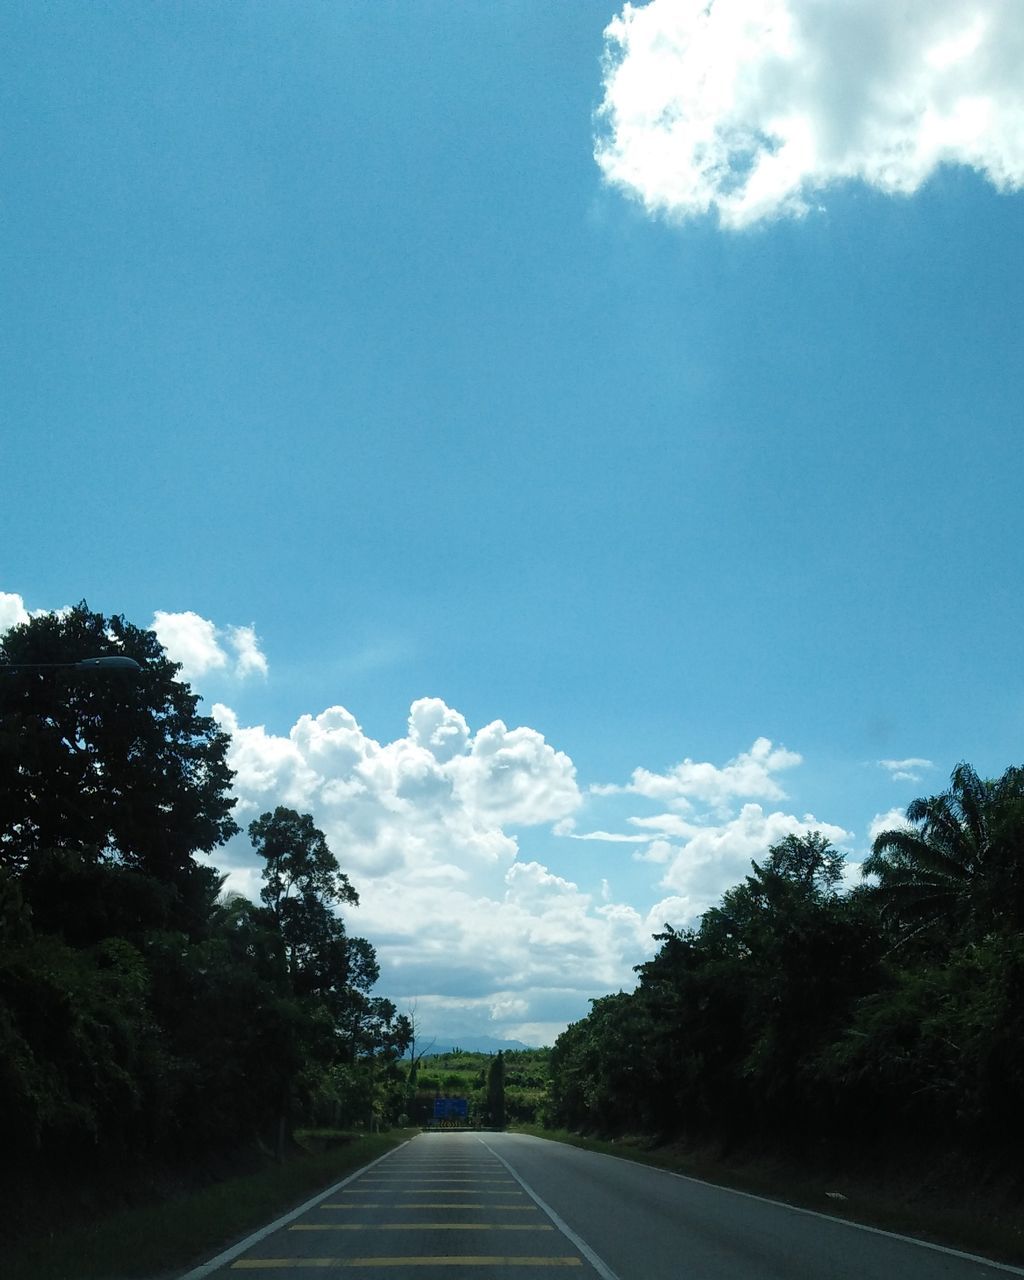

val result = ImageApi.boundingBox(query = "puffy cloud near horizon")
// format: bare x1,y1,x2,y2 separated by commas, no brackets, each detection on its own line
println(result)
0,591,72,634
205,697,645,1042
593,737,801,808
582,737,852,932
868,806,913,844
214,697,581,875
151,610,268,681
0,596,269,686
0,592,30,633
632,802,853,927
596,0,1024,228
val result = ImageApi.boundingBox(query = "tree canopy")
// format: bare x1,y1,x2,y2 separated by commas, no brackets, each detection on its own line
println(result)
865,761,1024,944
548,789,1024,1161
486,1050,506,1130
1,603,237,925
0,605,409,1228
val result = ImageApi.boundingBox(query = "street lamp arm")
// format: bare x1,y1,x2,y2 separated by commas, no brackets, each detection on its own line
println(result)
74,657,144,672
0,656,144,674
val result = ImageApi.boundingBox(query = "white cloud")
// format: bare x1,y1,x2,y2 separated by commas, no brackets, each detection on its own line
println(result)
0,592,73,634
151,610,268,681
0,592,30,634
651,802,852,923
632,838,676,864
841,859,867,893
332,865,646,1037
564,829,651,843
207,698,640,1042
600,737,802,808
408,697,470,763
599,731,846,927
596,0,1024,228
504,1022,574,1047
629,813,698,838
152,611,227,677
227,624,269,678
490,996,529,1022
448,719,581,828
644,894,700,934
878,757,934,783
868,806,912,844
224,717,846,1035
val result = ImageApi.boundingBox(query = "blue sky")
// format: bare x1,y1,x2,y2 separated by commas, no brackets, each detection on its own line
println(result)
5,1,1023,1044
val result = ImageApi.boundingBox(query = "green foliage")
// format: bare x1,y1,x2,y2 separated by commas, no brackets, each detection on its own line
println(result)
819,932,1024,1145
0,604,237,915
249,807,358,999
865,762,1024,945
547,803,1024,1163
0,606,409,1233
486,1050,506,1129
396,1048,550,1126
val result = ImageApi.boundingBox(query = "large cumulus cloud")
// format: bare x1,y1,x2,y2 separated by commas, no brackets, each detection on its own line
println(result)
151,610,268,680
573,738,852,930
210,697,647,1041
596,0,1024,227
214,697,581,877
637,802,852,926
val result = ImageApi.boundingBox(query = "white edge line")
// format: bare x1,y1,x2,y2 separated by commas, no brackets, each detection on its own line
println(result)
479,1136,622,1280
175,1138,410,1279
509,1134,1024,1278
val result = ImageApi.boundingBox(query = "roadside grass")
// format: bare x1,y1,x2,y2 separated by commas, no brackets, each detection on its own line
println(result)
514,1125,1024,1269
0,1129,414,1280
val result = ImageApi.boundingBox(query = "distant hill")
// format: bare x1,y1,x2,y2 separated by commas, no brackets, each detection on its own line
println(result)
409,1035,532,1057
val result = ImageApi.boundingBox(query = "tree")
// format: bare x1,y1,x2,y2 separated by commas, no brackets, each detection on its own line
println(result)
0,603,238,931
248,807,358,1001
487,1050,506,1130
404,999,436,1089
550,834,882,1144
864,762,1024,944
246,807,414,1135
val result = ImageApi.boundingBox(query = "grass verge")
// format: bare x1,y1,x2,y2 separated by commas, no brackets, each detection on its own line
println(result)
0,1129,414,1280
513,1125,1024,1268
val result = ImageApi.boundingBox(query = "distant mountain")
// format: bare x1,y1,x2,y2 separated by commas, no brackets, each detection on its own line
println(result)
408,1035,533,1057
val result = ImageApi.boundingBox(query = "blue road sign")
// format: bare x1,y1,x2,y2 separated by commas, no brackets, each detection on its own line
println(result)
433,1097,469,1121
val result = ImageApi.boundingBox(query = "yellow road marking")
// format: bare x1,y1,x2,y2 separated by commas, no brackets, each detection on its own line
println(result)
340,1189,522,1195
232,1258,582,1269
319,1202,536,1209
291,1223,553,1231
360,1178,512,1183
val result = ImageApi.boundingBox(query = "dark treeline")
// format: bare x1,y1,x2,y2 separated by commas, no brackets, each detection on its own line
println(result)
548,767,1024,1162
0,605,410,1219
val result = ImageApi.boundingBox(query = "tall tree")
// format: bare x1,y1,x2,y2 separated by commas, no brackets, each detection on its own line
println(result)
864,762,1024,943
487,1050,506,1130
248,807,358,1000
247,808,412,1137
403,1000,435,1092
0,603,237,929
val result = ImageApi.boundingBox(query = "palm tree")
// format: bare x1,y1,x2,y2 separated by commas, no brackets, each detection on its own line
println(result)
864,762,1024,944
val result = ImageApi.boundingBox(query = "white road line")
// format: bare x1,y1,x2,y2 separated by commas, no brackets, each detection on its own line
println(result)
175,1140,410,1280
479,1137,622,1280
509,1134,1024,1277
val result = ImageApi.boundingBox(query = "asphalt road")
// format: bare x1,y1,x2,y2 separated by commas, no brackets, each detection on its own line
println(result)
184,1131,1024,1279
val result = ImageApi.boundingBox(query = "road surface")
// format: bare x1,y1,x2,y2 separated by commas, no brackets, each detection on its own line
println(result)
183,1131,1023,1279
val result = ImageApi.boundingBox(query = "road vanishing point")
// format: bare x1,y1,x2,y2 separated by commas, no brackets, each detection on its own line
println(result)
181,1131,1023,1280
